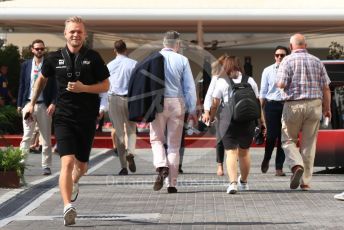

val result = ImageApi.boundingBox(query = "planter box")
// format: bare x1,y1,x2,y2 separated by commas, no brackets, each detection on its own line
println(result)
0,170,20,188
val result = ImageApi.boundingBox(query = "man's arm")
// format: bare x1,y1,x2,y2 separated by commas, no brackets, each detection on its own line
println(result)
322,85,332,119
25,74,48,119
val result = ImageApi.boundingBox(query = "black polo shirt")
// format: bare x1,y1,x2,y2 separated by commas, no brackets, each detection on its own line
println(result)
41,46,109,121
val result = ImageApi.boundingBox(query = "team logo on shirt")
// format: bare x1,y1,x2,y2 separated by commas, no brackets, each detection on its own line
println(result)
59,59,64,65
82,60,90,65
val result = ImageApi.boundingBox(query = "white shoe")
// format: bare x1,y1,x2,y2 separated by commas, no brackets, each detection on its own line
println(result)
238,175,249,191
226,182,238,194
334,192,344,201
71,183,79,202
63,204,77,226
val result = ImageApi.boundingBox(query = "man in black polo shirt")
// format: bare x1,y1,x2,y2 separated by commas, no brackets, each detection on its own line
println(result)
25,16,110,226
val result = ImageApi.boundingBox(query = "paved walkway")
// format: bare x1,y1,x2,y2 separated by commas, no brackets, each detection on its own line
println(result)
0,148,344,229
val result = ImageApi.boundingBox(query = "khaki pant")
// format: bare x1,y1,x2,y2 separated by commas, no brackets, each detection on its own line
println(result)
108,95,137,168
20,103,52,168
281,99,322,185
150,98,185,187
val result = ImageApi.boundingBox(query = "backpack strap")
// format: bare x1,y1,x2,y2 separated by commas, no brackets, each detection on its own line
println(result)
61,46,89,80
241,75,249,84
61,48,73,78
74,46,89,80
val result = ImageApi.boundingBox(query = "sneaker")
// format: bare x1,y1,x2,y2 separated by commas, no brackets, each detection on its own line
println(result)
226,182,238,194
126,153,136,173
290,165,304,189
334,192,344,201
237,175,249,191
30,147,40,154
118,168,128,175
153,167,169,191
63,204,77,226
71,183,79,202
167,187,178,193
42,167,51,175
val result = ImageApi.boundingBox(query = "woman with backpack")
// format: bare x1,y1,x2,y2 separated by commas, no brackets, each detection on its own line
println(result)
209,56,260,194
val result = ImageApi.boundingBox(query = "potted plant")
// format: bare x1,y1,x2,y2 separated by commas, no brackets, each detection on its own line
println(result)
0,146,25,188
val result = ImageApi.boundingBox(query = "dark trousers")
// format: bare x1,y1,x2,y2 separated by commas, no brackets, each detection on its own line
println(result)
263,101,285,170
216,140,224,163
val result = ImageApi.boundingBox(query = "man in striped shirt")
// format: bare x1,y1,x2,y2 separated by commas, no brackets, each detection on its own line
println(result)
276,33,331,191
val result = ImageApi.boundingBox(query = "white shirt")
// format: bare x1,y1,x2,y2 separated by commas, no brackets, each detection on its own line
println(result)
203,75,219,111
212,73,259,103
29,58,44,101
107,54,137,96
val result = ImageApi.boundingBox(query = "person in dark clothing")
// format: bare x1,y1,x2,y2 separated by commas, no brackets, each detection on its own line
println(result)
25,16,110,226
259,46,289,176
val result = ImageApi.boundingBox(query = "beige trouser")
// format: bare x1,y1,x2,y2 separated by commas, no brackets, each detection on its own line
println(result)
20,103,52,168
281,99,322,186
150,98,185,187
108,95,137,168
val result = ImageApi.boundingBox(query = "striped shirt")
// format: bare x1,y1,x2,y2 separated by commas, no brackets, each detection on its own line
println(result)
276,49,330,101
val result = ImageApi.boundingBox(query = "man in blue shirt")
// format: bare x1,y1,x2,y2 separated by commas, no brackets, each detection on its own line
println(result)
260,46,289,177
151,31,197,193
107,40,137,175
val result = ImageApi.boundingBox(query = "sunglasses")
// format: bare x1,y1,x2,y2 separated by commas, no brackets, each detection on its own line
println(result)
275,54,286,58
33,48,45,51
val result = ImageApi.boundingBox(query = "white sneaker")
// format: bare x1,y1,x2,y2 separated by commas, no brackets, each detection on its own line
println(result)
226,182,238,194
238,175,249,191
334,192,344,201
71,183,79,202
63,204,77,226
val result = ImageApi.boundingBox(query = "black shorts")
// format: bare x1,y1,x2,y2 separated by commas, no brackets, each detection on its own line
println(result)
221,120,255,150
54,117,96,162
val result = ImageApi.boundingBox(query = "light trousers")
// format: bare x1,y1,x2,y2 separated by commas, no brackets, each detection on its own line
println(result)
281,99,322,185
20,103,52,168
108,95,137,168
150,98,185,187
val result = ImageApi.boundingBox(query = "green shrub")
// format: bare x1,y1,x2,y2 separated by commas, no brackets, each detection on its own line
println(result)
0,105,22,134
0,146,25,177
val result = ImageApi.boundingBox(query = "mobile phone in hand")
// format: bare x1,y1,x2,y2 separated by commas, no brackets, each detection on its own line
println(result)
24,112,31,120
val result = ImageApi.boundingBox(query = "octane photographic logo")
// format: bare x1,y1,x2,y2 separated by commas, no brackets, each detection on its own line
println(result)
106,39,225,187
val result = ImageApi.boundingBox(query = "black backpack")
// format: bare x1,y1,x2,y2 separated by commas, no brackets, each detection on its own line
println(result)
229,75,261,122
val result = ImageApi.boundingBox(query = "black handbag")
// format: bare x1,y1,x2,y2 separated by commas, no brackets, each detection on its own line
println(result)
254,126,265,145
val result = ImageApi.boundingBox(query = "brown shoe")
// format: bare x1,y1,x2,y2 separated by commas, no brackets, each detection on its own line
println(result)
290,165,304,189
261,160,269,173
126,153,136,173
153,167,169,191
275,169,286,177
300,184,310,191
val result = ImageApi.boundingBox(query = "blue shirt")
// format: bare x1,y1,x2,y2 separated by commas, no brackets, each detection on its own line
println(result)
107,54,137,96
260,63,283,101
160,48,197,113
